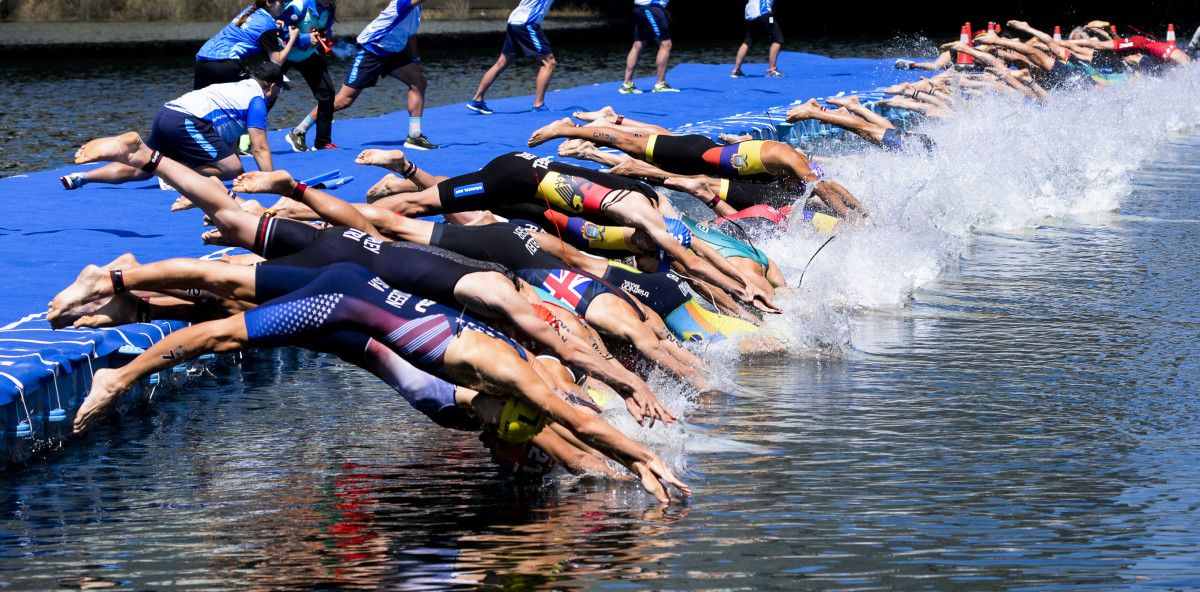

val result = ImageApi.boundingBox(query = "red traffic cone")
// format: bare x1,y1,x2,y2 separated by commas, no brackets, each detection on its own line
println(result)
956,23,975,67
1166,23,1177,48
1053,26,1062,41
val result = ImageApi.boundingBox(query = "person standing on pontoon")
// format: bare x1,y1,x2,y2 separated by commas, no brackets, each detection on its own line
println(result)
730,0,784,78
620,0,678,94
466,0,558,114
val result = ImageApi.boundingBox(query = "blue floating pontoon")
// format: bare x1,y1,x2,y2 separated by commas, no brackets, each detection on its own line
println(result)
0,52,920,466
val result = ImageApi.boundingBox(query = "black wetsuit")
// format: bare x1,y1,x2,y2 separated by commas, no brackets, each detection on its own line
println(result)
254,216,511,306
435,152,659,221
429,221,646,319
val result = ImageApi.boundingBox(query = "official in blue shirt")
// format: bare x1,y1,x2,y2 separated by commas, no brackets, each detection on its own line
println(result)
194,0,296,89
278,0,338,151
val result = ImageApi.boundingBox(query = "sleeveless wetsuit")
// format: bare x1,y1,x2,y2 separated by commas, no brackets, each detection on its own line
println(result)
602,262,757,342
436,152,659,219
428,222,646,320
255,217,510,307
246,263,526,377
644,135,775,183
679,215,769,267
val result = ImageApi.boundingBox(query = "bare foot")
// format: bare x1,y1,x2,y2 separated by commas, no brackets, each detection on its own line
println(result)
219,253,266,266
170,196,196,212
74,368,127,435
201,228,234,246
72,293,142,328
237,199,266,216
74,132,151,167
528,118,576,147
785,98,823,123
355,149,408,171
557,139,591,158
47,252,137,325
366,173,410,200
607,159,643,177
826,95,862,108
233,170,296,196
571,106,616,122
883,82,912,95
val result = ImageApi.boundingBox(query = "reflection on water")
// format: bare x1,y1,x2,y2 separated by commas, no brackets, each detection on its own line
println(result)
4,53,1200,592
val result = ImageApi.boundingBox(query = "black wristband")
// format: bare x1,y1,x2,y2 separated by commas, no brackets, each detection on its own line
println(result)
140,150,163,174
110,270,127,294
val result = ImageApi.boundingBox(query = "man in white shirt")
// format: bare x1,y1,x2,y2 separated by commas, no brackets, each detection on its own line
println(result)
61,62,285,190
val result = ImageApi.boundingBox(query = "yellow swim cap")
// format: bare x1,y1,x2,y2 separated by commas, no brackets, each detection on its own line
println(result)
497,398,548,443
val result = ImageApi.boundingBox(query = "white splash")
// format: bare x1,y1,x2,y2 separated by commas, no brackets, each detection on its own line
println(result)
751,65,1200,357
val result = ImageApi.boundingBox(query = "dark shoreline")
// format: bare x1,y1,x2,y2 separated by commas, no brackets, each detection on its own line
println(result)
0,18,616,58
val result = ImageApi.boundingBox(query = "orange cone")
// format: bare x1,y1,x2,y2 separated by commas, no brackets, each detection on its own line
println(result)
1053,26,1062,41
1167,23,1177,49
955,23,975,67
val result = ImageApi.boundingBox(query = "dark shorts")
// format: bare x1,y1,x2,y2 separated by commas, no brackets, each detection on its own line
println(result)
501,23,552,57
146,108,235,168
743,14,783,46
633,6,671,43
193,59,245,90
344,46,417,89
720,178,797,209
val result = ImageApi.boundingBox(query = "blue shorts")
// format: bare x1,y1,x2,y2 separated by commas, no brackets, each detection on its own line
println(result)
501,23,552,57
633,6,671,43
146,108,234,167
344,46,417,89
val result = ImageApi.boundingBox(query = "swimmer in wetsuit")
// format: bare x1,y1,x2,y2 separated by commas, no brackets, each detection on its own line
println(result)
525,116,865,217
55,134,674,425
359,151,781,312
72,262,689,503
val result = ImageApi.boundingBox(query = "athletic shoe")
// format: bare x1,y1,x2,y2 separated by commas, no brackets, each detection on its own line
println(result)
531,104,550,112
60,173,84,190
765,69,785,78
730,69,745,78
652,82,679,93
894,59,916,70
314,143,339,150
404,134,438,150
285,128,309,152
466,100,494,114
619,82,642,94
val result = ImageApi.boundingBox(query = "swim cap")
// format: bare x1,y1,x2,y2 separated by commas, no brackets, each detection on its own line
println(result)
663,218,693,248
496,398,548,443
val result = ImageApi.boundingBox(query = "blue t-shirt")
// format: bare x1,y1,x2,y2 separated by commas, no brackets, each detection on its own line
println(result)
280,0,336,62
196,8,284,61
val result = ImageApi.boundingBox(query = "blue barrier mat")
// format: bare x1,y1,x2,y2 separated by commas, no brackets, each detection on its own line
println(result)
0,51,919,429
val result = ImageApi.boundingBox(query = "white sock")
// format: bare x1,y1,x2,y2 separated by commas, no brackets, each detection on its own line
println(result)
409,117,422,138
295,116,315,133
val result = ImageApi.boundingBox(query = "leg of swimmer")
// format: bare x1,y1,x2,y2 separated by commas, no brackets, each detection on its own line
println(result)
235,170,382,237
50,258,258,321
559,140,626,167
584,299,712,393
833,96,895,129
356,150,442,189
75,314,249,434
77,162,152,186
787,99,887,145
528,119,651,157
369,184,443,216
